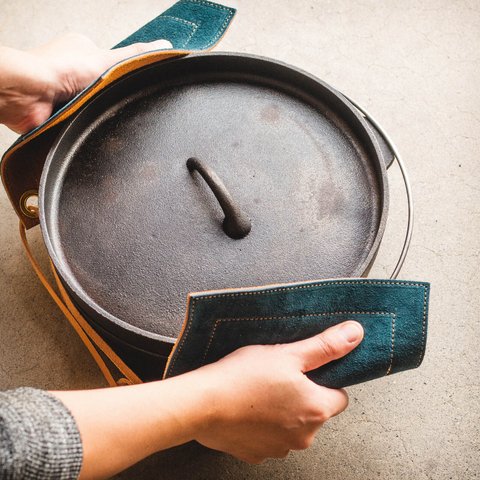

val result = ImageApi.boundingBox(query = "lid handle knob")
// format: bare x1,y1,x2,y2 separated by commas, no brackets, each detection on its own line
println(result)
187,157,252,240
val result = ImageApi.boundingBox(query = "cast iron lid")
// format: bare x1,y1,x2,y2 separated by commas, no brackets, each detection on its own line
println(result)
40,53,389,345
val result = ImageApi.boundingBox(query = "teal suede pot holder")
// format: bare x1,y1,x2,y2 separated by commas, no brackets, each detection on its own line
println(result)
164,280,430,388
114,0,236,50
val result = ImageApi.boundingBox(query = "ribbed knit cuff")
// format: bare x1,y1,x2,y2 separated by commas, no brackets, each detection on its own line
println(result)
0,387,82,480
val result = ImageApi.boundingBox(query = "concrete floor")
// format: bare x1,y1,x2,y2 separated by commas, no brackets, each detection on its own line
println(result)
1,0,479,478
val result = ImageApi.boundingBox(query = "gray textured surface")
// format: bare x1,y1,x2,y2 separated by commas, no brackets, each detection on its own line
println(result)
0,388,82,479
0,1,479,479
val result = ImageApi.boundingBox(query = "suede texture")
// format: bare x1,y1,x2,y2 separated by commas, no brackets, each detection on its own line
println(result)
114,0,236,50
165,280,430,388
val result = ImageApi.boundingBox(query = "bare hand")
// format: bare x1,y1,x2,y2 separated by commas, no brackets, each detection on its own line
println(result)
0,34,171,134
191,321,364,463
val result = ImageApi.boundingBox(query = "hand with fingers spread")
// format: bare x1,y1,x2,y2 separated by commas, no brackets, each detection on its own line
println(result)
0,34,172,134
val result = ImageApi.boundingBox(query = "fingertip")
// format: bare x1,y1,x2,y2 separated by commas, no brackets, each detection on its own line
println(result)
150,39,173,50
106,39,173,69
316,386,349,418
288,320,364,373
335,389,349,416
337,321,364,344
339,387,349,408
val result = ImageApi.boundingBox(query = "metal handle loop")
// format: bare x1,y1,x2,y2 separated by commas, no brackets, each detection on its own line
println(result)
343,96,414,280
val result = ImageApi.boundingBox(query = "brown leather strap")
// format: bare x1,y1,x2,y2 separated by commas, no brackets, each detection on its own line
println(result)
19,222,142,386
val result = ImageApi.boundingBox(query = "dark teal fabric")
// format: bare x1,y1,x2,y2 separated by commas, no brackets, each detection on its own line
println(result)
114,0,236,50
165,280,430,388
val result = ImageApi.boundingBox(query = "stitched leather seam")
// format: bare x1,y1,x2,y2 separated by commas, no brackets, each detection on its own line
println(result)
184,0,235,49
188,0,231,13
386,313,396,375
161,15,198,28
195,281,427,300
202,311,395,367
415,286,428,368
183,22,200,48
168,281,426,376
160,15,200,48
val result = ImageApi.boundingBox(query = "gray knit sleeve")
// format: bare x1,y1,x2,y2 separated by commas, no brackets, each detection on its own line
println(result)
0,387,83,480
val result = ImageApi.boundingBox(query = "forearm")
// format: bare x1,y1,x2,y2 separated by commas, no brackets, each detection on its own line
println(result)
52,371,212,479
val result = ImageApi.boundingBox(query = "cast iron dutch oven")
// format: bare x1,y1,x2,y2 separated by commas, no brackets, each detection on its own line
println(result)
37,52,412,380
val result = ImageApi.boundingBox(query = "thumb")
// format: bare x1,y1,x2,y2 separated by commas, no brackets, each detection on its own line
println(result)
288,321,364,373
107,39,173,65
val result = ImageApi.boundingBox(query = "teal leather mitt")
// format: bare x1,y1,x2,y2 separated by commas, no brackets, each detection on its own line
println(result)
114,0,236,50
164,280,430,388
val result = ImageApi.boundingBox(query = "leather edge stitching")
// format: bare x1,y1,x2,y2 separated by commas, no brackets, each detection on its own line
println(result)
386,313,396,375
159,15,200,48
414,285,428,368
167,281,427,376
193,281,428,300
